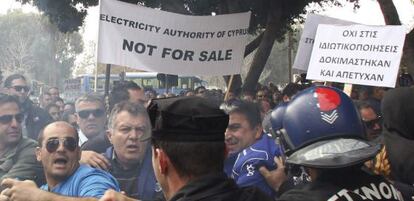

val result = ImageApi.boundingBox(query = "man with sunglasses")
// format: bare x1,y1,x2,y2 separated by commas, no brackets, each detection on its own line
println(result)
3,74,52,140
0,94,43,185
74,94,107,147
1,121,119,201
75,94,112,171
81,82,147,171
357,102,382,141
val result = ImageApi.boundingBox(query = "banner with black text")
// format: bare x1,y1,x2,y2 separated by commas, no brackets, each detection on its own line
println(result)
97,0,250,76
293,14,356,71
306,24,405,88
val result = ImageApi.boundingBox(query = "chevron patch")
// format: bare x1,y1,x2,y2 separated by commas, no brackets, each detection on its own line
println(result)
321,110,338,124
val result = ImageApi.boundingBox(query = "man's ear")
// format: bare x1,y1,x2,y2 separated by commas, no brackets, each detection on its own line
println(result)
254,125,262,139
75,113,80,124
155,148,169,175
35,147,41,162
106,130,113,145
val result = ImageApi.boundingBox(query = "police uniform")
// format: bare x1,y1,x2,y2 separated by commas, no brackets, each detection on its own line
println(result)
279,167,403,201
147,97,274,201
272,86,404,201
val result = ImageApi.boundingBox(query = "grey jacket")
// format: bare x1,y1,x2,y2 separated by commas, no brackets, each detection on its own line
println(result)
0,137,44,185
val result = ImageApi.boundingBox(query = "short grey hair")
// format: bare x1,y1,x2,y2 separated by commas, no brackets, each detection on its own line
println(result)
75,93,105,111
108,101,151,137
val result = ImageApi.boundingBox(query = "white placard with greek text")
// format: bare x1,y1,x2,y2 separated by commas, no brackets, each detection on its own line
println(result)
97,0,250,76
293,14,356,71
306,24,405,88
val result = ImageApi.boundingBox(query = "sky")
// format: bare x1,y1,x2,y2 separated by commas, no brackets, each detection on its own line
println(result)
2,0,414,39
1,0,413,73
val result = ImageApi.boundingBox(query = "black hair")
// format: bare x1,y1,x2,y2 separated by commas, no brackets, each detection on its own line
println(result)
151,139,225,178
222,100,262,128
4,74,26,87
0,93,20,107
282,83,302,98
109,81,142,111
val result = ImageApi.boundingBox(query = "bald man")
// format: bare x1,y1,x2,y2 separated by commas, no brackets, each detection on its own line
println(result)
0,122,119,201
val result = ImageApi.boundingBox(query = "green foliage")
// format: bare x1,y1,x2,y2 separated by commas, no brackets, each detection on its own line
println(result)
0,10,83,87
19,0,98,32
18,0,352,40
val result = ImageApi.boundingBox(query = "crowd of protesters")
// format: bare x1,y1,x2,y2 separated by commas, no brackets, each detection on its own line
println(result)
0,69,413,201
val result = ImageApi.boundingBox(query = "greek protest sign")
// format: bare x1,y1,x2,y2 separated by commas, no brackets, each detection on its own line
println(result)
306,24,405,88
97,0,250,76
293,14,356,71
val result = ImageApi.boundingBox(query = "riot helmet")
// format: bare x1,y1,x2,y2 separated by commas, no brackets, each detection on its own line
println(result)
281,86,380,168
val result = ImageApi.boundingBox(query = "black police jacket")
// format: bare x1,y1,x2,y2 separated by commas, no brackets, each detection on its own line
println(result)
23,100,52,140
279,167,403,201
169,173,273,201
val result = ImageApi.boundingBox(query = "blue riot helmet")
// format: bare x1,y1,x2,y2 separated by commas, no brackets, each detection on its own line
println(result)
281,86,380,168
270,102,287,132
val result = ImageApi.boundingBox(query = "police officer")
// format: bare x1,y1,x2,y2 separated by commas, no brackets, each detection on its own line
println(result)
263,86,404,201
99,96,274,201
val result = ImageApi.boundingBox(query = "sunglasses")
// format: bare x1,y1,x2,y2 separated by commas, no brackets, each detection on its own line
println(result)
77,109,105,119
0,113,24,124
45,137,77,153
10,85,30,93
364,116,382,129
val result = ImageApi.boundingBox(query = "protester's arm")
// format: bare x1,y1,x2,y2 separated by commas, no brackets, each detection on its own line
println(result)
99,189,138,201
80,151,111,170
0,141,42,183
1,179,98,201
77,167,120,198
259,156,288,192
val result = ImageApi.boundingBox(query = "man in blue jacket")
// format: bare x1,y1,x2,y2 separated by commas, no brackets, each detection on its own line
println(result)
222,100,281,198
1,121,119,201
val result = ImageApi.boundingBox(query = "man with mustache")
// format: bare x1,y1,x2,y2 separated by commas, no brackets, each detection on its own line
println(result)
223,100,281,197
98,96,274,201
0,94,43,184
102,101,161,199
0,121,119,201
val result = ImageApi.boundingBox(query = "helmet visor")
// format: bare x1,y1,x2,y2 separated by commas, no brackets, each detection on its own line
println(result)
286,138,381,168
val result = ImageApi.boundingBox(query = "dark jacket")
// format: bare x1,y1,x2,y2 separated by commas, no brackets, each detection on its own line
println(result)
279,167,403,201
0,137,44,186
382,87,414,185
81,133,111,153
23,99,52,140
169,173,273,201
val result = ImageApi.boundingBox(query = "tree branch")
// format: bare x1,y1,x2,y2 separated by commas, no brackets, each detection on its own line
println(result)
377,0,401,25
244,32,264,57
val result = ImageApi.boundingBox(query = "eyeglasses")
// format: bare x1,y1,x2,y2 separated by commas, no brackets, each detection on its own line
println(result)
0,113,24,124
77,109,105,119
45,137,77,153
10,85,30,93
364,116,382,129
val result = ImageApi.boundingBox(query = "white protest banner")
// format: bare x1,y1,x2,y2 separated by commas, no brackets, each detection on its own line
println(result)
293,14,356,71
306,24,405,88
97,0,250,76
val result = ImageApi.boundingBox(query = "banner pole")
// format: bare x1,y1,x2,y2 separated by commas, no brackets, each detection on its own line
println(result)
343,83,353,97
224,75,234,101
